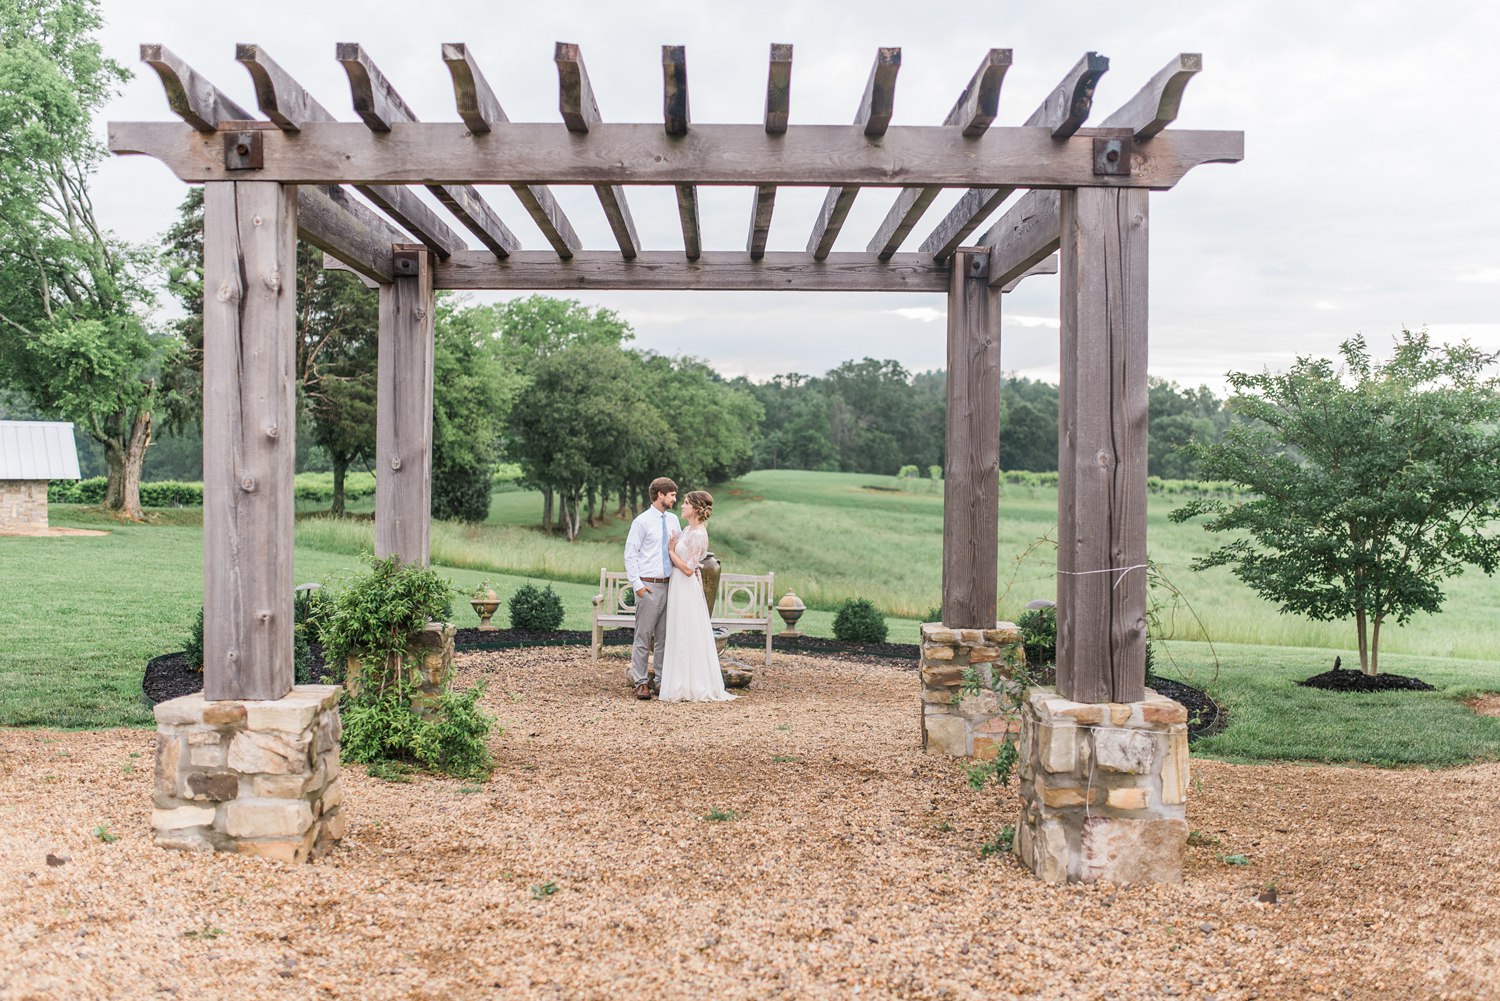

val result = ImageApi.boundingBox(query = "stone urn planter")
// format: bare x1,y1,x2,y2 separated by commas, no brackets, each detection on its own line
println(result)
776,591,806,638
470,584,501,631
703,551,753,688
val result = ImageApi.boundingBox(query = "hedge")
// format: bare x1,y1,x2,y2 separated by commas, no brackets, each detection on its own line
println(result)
48,471,380,507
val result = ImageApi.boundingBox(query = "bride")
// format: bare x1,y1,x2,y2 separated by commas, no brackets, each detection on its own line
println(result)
658,490,736,703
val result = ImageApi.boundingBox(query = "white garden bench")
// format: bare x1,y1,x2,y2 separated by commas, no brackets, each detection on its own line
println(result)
591,568,776,666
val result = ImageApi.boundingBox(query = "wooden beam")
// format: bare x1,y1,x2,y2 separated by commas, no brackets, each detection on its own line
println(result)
808,48,902,260
941,247,1001,629
977,55,1204,288
440,42,505,135
296,184,399,284
375,246,435,566
662,46,701,260
748,43,793,259
920,52,1109,261
201,181,297,701
982,190,1061,288
555,42,640,260
747,185,777,260
442,42,581,260
1099,52,1203,138
337,43,519,259
433,250,953,292
998,252,1057,293
140,44,253,132
869,49,1011,260
235,43,466,261
1055,188,1149,706
764,42,793,135
108,121,1244,188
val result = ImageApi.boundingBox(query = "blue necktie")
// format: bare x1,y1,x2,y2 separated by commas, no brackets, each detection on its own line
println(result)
660,513,670,577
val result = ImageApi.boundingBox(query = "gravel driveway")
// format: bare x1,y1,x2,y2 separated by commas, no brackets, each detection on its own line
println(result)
1,648,1496,999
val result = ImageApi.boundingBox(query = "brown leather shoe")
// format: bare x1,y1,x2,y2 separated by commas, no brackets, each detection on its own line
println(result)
635,683,652,700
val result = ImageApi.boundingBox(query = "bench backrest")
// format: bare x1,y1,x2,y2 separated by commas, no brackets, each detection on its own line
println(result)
597,568,775,621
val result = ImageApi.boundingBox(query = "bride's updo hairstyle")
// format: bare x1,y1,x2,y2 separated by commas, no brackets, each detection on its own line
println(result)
684,490,713,522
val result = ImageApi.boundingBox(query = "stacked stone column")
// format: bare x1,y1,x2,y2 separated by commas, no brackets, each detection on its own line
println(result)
919,622,1025,758
152,685,345,863
1014,687,1190,883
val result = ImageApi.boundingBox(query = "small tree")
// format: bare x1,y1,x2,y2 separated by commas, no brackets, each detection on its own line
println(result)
1171,330,1500,675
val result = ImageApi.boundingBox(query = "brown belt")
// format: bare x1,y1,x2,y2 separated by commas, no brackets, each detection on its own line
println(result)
639,576,671,584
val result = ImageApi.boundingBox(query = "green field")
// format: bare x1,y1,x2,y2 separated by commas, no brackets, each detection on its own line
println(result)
2,470,1497,765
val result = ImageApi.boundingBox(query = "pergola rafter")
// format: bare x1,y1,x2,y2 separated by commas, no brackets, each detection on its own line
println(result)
113,40,1241,725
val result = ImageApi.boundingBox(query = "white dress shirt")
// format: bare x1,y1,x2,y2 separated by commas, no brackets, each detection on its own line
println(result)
624,505,682,592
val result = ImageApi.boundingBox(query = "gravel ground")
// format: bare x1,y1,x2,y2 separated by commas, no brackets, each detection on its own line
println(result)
2,648,1497,1000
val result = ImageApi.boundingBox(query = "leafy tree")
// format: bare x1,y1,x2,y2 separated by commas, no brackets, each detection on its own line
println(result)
1171,330,1500,675
507,343,661,540
430,297,521,522
745,373,838,472
491,294,633,373
487,295,633,526
1148,377,1229,479
0,0,176,519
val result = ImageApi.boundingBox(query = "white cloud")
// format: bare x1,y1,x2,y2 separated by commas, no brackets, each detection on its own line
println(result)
885,307,945,323
1452,268,1500,284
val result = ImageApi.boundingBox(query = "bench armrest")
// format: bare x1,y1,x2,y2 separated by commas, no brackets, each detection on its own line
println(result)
591,593,605,608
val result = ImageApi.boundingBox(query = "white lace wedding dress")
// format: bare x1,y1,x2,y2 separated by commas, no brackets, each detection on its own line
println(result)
658,526,736,703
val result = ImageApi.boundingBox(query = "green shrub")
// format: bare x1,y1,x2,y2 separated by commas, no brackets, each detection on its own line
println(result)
432,460,493,523
925,604,943,624
832,598,888,644
316,554,454,675
184,606,205,672
508,583,565,631
1017,605,1057,667
340,675,496,780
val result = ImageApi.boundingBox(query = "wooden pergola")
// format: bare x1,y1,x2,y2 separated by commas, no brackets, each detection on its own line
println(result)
111,42,1241,707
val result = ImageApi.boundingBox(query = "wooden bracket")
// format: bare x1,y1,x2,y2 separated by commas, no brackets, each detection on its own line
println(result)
223,130,264,170
1093,137,1130,176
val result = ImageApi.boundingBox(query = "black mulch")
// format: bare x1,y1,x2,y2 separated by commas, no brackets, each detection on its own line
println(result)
1297,665,1436,693
142,629,1226,741
1148,676,1228,741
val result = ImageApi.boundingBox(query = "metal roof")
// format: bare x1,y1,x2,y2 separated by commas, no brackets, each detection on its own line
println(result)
0,421,82,480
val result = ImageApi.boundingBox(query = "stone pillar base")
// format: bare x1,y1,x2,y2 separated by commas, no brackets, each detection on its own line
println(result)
152,684,345,864
1015,686,1190,884
919,622,1024,757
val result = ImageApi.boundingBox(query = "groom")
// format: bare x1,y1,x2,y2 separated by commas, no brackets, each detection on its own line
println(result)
623,477,680,700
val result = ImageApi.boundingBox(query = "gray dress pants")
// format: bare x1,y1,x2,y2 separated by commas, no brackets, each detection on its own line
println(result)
629,583,670,686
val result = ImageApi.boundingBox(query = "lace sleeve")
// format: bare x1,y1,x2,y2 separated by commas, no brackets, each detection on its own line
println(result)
685,527,709,568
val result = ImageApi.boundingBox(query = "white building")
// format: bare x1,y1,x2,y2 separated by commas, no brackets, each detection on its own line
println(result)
0,421,83,531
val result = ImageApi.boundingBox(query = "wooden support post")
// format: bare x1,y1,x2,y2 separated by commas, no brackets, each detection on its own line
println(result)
1056,188,1149,704
201,181,297,701
941,248,1001,628
375,246,435,565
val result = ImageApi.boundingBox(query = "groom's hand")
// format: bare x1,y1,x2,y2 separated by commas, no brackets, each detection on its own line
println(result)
636,585,651,596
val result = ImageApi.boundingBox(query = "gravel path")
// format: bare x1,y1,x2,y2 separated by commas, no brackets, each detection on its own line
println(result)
2,649,1497,1000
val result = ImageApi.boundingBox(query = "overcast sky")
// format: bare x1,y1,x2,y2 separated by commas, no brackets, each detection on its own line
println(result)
90,0,1499,391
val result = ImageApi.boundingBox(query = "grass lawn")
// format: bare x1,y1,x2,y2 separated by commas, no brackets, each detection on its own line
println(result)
1151,641,1500,767
2,471,1497,769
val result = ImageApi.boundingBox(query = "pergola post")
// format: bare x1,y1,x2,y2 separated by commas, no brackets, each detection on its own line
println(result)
375,245,436,565
941,247,1001,628
1055,187,1150,705
201,181,297,702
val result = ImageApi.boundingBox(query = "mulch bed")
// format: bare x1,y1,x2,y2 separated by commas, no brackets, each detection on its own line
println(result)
1296,664,1437,692
143,629,1226,741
